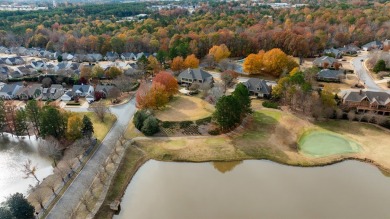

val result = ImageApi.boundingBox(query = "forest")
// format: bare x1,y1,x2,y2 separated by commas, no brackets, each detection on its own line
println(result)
0,1,389,59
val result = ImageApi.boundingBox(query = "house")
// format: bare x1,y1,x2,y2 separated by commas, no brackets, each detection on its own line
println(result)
95,85,115,97
338,45,359,55
317,69,345,82
72,84,94,97
342,90,390,114
87,53,103,62
31,60,47,71
105,52,119,61
85,94,95,102
313,56,338,68
362,41,383,51
72,54,87,63
15,84,42,100
243,78,272,98
0,83,23,99
9,71,23,79
10,47,28,56
60,90,73,101
178,68,214,86
136,52,151,60
0,46,10,54
323,48,342,59
384,39,390,51
41,84,64,101
55,61,74,72
4,56,25,65
121,52,136,61
61,53,74,61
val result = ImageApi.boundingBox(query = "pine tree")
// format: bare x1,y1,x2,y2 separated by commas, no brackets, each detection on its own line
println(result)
15,109,29,137
213,95,242,131
81,115,94,138
0,99,6,133
232,83,252,116
25,100,41,135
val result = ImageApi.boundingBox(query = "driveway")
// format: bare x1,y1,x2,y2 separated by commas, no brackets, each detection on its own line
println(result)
46,98,136,219
351,53,383,91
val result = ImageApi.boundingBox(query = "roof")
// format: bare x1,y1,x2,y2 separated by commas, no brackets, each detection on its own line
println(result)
317,69,344,79
178,68,213,82
0,83,22,95
324,48,341,56
313,56,337,66
243,78,271,95
343,90,390,105
72,84,92,94
362,40,383,48
96,85,114,94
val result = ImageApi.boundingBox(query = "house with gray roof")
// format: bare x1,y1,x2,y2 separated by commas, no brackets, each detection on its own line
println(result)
178,68,214,86
105,52,119,61
4,56,25,66
323,48,342,59
61,53,74,61
60,90,73,101
72,84,94,97
313,56,338,68
342,90,390,114
41,84,64,101
121,53,136,61
362,41,383,51
338,45,359,55
0,46,10,54
15,84,42,100
316,69,345,82
243,78,272,98
95,85,115,98
0,83,23,99
87,53,103,62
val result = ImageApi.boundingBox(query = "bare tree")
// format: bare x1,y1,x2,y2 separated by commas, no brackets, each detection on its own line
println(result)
108,87,121,103
80,193,92,213
347,111,356,121
89,101,110,122
113,75,136,92
67,143,85,164
45,177,59,196
64,159,76,173
54,166,70,184
335,109,344,119
64,203,80,219
22,159,40,184
32,188,46,210
96,169,107,185
38,136,63,167
374,114,388,125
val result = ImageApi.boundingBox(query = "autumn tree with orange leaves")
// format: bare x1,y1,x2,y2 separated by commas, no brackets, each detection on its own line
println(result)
208,44,231,62
153,71,179,97
243,48,298,77
170,56,185,74
184,54,199,69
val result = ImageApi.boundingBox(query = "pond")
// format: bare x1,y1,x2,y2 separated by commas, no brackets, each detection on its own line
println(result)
299,131,361,157
0,134,53,202
115,160,390,219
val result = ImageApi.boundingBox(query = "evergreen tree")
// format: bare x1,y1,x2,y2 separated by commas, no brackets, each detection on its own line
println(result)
81,115,94,138
141,116,159,136
5,193,35,219
373,59,387,73
25,100,41,135
0,207,13,219
213,95,242,131
232,83,252,116
39,106,66,139
15,109,29,137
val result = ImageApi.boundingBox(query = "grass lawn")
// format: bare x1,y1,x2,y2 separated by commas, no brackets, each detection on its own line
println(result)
298,131,361,157
155,95,214,121
74,112,117,141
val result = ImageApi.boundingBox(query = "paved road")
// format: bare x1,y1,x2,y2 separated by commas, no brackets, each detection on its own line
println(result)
351,53,383,91
46,99,136,219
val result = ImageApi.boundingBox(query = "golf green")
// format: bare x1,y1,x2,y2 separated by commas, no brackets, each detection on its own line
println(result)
299,131,361,157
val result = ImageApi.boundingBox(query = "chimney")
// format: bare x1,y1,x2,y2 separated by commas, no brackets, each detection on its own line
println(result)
359,89,362,95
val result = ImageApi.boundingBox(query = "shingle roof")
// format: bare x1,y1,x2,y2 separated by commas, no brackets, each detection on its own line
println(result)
178,68,213,82
313,56,337,66
317,69,344,79
343,90,390,105
243,78,271,95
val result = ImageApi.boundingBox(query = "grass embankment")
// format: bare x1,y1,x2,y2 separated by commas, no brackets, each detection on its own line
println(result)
155,95,214,121
75,112,117,141
94,146,147,219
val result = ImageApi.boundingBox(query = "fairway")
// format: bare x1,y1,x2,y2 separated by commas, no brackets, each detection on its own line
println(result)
299,131,361,157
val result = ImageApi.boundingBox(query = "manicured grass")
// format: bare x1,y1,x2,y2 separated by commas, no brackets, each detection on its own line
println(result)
75,112,117,141
125,122,144,139
155,95,214,121
299,131,361,157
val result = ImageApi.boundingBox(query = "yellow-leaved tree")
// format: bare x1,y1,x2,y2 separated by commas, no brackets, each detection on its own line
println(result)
67,115,82,141
208,44,231,62
243,50,265,74
184,54,200,69
170,56,185,73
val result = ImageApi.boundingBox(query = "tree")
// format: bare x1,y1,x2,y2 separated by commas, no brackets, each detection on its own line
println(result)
213,95,241,131
243,52,265,74
373,59,387,73
208,44,231,62
66,115,83,141
141,116,159,136
5,193,34,219
81,115,94,138
320,85,337,109
80,66,92,80
90,101,110,122
133,110,149,130
107,87,121,103
153,71,178,97
42,77,53,88
136,82,170,109
113,75,136,92
92,65,105,79
15,109,29,137
38,136,62,167
39,106,66,139
0,207,13,219
147,56,160,76
184,54,199,68
21,159,40,184
170,56,185,73
25,100,41,135
31,189,46,210
232,83,252,116
57,55,63,62
0,99,6,133
221,70,238,90
106,66,122,79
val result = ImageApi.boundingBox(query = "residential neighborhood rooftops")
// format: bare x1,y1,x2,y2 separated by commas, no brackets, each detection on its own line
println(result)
243,78,271,97
343,90,390,105
317,69,344,81
178,68,213,83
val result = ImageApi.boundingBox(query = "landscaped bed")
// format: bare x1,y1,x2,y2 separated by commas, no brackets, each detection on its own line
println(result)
298,131,361,157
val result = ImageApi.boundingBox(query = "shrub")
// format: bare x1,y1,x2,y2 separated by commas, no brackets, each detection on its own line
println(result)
208,129,220,135
195,117,212,125
133,110,149,130
179,121,193,129
262,101,279,109
141,116,159,136
161,121,176,128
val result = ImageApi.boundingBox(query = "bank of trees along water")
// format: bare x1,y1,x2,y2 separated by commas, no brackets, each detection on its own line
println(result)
0,1,389,59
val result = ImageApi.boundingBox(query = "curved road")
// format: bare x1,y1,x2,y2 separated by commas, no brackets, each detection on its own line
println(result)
351,54,383,91
46,99,136,219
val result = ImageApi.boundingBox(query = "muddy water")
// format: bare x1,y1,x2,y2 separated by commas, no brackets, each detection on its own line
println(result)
115,160,390,219
0,134,53,202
